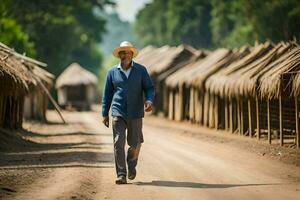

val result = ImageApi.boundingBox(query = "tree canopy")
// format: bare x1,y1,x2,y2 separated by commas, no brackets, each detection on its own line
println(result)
0,0,113,76
135,0,300,49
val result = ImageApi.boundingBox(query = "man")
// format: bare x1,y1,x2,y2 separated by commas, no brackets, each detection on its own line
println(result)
102,41,155,184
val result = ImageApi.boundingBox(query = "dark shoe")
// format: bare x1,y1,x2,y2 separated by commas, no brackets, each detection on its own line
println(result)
128,168,136,180
115,176,127,184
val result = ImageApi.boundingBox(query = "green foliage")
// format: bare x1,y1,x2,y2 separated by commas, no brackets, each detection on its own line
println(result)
98,11,139,56
0,17,36,56
0,0,113,77
135,1,168,46
135,0,212,48
135,0,300,49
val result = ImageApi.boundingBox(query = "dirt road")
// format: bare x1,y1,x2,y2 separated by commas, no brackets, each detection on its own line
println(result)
0,109,299,200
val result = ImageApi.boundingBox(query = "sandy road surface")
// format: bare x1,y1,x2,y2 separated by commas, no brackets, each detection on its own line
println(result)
0,109,299,200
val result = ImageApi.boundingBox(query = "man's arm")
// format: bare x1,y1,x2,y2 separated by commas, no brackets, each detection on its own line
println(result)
102,70,114,126
142,68,155,112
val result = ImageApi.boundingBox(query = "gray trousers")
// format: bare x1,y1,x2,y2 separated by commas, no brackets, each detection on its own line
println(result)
112,116,143,177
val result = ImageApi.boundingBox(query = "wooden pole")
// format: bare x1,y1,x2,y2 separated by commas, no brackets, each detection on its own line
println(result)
209,93,215,128
225,98,228,131
241,99,244,135
168,91,173,120
295,98,299,148
38,80,66,124
189,88,194,122
267,98,271,144
229,98,233,133
256,95,260,140
203,92,209,127
215,95,219,130
279,95,283,146
199,90,203,125
248,99,252,138
237,98,241,134
178,86,183,121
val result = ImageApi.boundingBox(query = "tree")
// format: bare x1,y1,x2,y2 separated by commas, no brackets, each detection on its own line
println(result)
135,0,212,48
0,0,35,56
1,0,113,76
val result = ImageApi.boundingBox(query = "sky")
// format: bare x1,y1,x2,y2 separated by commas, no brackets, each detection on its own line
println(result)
109,0,152,22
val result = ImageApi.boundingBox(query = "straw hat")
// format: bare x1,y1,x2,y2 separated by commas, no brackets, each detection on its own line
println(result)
112,41,138,58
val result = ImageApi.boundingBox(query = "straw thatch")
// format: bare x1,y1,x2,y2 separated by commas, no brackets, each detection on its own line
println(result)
0,42,55,128
147,44,200,76
56,63,98,110
191,46,251,90
184,48,232,88
259,45,300,99
135,45,173,71
135,45,157,63
292,70,300,97
205,42,274,98
55,63,97,89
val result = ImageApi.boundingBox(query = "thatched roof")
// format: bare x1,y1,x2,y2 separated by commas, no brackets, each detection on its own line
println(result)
0,42,53,94
292,69,300,97
135,45,157,62
165,48,231,89
190,45,251,89
184,49,232,88
135,45,173,70
156,48,206,83
55,63,98,88
259,43,300,99
205,42,274,98
147,44,203,77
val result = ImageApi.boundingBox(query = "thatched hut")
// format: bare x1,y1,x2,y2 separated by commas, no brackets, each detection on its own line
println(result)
23,57,55,121
135,45,203,114
165,48,232,122
0,42,52,128
204,41,300,147
205,42,273,133
56,63,98,111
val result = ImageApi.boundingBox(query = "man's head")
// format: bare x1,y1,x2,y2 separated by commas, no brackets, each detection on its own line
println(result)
113,41,138,60
119,50,133,66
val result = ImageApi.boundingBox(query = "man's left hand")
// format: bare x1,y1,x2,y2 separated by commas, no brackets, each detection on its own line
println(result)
144,101,153,112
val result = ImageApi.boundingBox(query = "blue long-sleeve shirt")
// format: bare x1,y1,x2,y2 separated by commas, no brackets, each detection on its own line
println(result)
102,61,155,119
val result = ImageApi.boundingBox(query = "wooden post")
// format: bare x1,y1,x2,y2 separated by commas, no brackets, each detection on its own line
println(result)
241,99,244,135
248,99,253,137
203,92,209,127
279,95,283,146
215,95,219,129
168,91,174,120
229,98,233,133
209,93,215,128
178,86,183,121
295,98,299,148
237,98,241,134
199,91,203,124
225,98,228,131
267,99,271,144
256,95,260,140
189,88,194,122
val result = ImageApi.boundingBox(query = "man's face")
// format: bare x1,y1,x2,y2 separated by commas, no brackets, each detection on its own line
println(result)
119,50,133,65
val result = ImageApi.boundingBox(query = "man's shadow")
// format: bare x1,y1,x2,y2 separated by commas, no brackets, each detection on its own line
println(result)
134,180,279,189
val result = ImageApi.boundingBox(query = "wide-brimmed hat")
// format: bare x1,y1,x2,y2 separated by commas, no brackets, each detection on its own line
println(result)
112,41,138,58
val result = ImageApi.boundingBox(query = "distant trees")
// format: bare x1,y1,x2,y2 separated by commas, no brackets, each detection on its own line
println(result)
0,0,113,76
135,0,300,49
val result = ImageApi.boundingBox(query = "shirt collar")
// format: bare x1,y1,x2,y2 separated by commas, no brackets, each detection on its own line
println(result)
117,60,134,70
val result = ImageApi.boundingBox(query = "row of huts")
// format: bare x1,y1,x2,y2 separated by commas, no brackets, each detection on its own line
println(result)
136,41,300,148
0,42,98,130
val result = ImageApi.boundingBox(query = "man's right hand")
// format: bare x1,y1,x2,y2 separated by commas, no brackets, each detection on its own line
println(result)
102,116,109,128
